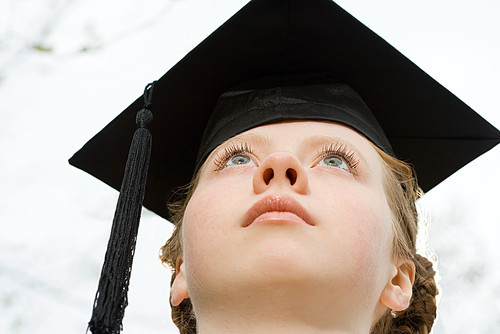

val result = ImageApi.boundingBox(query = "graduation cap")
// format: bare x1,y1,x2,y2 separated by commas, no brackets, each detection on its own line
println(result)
69,0,500,333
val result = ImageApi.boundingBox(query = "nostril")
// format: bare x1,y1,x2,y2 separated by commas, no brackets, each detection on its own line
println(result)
286,168,297,185
263,168,274,185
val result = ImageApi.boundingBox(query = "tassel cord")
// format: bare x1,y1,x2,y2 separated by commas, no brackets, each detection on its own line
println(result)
88,82,156,334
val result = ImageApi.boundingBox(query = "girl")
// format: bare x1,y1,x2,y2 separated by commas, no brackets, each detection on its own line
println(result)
70,1,500,333
160,78,438,334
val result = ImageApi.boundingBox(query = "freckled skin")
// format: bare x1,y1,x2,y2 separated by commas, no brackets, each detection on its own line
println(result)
181,121,396,334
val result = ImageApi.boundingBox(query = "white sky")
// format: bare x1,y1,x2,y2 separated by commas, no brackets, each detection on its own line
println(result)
1,0,499,333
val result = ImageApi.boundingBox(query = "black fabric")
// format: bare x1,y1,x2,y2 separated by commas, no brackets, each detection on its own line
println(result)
69,0,500,221
88,83,155,334
196,77,394,173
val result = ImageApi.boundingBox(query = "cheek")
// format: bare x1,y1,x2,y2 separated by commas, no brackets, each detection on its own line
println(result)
182,190,224,280
180,178,250,288
345,195,393,268
311,177,394,277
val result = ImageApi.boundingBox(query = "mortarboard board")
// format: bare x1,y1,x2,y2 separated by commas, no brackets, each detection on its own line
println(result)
69,0,500,333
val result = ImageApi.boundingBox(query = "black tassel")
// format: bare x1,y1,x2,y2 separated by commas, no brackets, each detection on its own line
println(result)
88,82,156,334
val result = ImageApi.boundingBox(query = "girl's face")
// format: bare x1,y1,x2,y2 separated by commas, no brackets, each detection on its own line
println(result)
180,121,397,323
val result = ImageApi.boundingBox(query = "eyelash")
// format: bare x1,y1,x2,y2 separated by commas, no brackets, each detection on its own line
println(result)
213,142,360,174
315,143,360,175
213,142,255,171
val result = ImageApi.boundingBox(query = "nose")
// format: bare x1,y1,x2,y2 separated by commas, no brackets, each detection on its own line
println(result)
253,152,308,194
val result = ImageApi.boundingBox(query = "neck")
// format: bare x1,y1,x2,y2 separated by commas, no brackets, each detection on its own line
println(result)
191,282,374,334
198,323,360,334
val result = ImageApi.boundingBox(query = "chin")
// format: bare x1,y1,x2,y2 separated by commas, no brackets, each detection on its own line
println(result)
253,239,312,275
223,237,333,291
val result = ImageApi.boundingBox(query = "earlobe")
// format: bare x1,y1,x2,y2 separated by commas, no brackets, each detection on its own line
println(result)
380,258,416,312
170,259,190,306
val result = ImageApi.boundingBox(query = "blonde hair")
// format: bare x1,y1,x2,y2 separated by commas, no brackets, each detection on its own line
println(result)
160,147,438,334
161,175,200,334
371,146,438,333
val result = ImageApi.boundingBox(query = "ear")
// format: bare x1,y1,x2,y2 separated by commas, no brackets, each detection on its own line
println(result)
380,258,416,311
170,258,190,306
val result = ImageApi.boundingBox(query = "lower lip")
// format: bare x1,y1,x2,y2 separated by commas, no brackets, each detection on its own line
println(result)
250,211,308,226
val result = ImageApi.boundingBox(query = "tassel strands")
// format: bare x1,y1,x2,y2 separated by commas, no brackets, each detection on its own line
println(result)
88,82,156,334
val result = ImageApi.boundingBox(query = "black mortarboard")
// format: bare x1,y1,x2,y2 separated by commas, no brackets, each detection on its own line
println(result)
69,0,500,333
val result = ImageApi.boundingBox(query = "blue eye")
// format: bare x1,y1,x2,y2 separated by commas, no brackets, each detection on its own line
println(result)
317,155,349,172
225,154,256,168
214,143,258,171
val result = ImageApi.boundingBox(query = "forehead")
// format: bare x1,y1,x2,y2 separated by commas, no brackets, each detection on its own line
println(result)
223,121,377,151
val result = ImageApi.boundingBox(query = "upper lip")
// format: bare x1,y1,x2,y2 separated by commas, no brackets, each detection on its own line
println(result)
243,194,314,227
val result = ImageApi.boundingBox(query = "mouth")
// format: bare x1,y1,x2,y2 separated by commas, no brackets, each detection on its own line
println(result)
243,194,314,227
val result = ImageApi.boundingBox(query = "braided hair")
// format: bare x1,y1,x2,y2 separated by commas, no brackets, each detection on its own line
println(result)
370,145,438,333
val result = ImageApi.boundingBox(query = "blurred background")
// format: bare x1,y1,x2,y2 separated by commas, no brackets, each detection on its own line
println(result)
1,0,499,333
